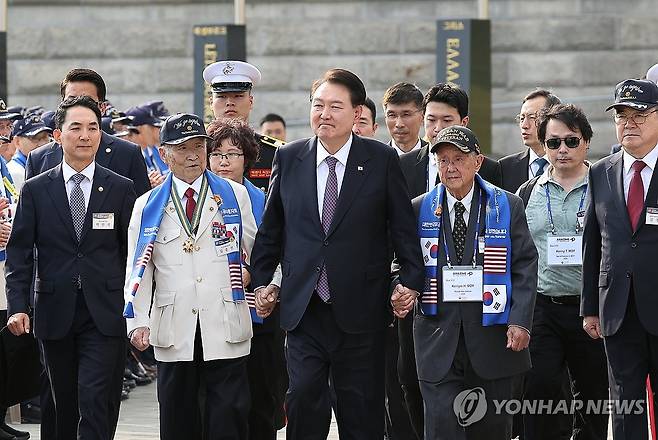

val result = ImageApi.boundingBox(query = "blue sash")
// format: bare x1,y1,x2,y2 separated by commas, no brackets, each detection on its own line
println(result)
124,170,248,319
242,178,266,323
417,174,513,326
10,151,26,169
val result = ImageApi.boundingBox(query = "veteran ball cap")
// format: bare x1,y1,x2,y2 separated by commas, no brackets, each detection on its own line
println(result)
11,115,52,138
431,125,481,154
203,60,261,93
606,79,658,111
0,100,22,121
160,113,212,145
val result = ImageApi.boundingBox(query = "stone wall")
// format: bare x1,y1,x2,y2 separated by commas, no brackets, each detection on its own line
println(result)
6,0,658,157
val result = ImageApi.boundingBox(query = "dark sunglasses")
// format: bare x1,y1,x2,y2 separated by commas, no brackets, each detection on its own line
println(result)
545,136,581,150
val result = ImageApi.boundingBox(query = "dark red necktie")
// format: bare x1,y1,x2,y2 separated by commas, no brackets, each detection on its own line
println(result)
627,160,646,231
184,187,196,223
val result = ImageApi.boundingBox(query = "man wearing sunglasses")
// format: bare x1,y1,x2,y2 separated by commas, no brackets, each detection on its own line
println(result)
500,89,561,193
582,78,658,440
518,104,609,440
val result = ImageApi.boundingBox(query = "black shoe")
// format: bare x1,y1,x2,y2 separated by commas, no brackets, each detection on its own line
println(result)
19,403,40,424
0,426,16,440
120,389,129,401
124,378,137,389
1,423,29,440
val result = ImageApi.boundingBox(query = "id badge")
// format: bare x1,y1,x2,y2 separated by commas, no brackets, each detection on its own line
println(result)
442,265,483,302
92,213,114,230
647,207,658,226
215,238,239,256
547,235,582,266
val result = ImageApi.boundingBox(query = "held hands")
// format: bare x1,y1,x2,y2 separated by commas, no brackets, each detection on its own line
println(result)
7,313,30,336
130,327,151,351
0,197,9,217
506,325,530,352
255,284,280,318
0,221,11,248
391,284,419,319
583,316,602,339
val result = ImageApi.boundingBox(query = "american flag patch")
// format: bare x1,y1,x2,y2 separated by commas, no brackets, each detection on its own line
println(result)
136,243,154,268
484,246,507,274
229,263,243,290
422,278,438,304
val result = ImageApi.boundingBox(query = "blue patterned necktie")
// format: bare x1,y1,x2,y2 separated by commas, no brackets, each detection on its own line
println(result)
534,157,548,176
69,173,86,241
453,201,467,263
316,156,338,303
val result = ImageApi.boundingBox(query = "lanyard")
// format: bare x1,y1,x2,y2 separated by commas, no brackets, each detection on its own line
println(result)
442,189,482,268
544,183,587,235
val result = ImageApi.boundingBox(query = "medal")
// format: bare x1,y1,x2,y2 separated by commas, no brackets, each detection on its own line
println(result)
434,205,442,217
212,194,223,206
182,238,194,253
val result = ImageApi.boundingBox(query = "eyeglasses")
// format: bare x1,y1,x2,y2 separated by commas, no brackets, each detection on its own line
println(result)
613,109,658,126
544,136,582,149
209,152,244,161
385,110,422,121
437,156,468,168
514,113,538,124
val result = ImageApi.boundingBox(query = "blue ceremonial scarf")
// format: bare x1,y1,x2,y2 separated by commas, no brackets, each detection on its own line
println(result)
417,174,513,326
10,150,26,168
242,177,266,323
124,170,247,319
0,157,16,262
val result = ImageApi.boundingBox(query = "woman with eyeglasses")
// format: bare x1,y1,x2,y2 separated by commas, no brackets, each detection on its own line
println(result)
206,119,287,440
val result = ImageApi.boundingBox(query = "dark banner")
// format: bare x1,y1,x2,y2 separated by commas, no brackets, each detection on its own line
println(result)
193,24,245,124
436,19,491,153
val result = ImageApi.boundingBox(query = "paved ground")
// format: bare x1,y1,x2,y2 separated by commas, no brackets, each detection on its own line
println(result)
6,382,617,439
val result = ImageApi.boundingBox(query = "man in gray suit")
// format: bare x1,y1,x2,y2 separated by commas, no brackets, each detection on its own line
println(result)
412,126,538,440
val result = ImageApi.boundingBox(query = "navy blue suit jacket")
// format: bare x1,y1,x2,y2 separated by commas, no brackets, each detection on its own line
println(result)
250,135,425,333
5,164,136,339
25,132,150,196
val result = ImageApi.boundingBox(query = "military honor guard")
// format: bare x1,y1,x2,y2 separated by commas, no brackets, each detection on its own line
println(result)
124,113,258,440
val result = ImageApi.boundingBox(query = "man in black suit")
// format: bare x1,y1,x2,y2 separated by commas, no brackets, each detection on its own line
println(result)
582,79,658,440
25,68,150,197
413,126,537,440
499,89,561,193
397,83,502,438
252,68,425,439
6,96,136,439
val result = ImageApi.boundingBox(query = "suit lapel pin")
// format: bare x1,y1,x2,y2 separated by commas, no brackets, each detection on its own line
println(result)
210,206,215,212
357,165,364,172
98,186,104,192
105,148,111,153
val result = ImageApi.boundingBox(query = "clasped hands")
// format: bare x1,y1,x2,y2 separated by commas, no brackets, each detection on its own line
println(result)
390,284,419,319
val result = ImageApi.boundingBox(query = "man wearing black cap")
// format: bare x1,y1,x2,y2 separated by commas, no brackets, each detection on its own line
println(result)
582,78,658,440
412,125,537,439
126,113,257,440
125,104,169,186
8,115,52,192
203,60,284,192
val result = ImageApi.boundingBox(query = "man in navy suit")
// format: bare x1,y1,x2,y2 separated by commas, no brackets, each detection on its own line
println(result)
6,96,136,439
251,68,425,439
582,79,658,440
25,68,150,197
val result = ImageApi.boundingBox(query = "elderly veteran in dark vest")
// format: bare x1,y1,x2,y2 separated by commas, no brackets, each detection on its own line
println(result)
411,125,538,440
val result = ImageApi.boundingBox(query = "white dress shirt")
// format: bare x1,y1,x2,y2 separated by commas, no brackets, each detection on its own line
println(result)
62,160,95,209
172,174,203,206
622,144,658,201
391,138,422,156
446,183,475,229
317,135,352,219
427,150,438,192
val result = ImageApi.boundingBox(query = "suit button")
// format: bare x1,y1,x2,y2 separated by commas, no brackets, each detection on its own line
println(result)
192,308,198,314
315,266,321,272
196,276,202,283
631,242,637,248
77,253,83,258
195,246,201,251
324,241,329,246
626,271,632,278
